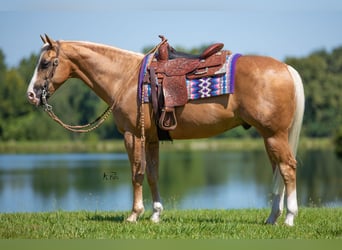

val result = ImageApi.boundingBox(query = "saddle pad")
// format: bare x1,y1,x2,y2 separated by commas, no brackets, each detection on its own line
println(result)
140,53,242,103
186,53,241,99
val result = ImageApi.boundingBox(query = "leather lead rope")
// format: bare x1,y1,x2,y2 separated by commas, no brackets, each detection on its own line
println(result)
136,37,168,174
42,89,114,133
138,79,146,175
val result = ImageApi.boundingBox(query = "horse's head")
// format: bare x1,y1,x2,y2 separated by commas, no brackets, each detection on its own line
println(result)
27,34,71,106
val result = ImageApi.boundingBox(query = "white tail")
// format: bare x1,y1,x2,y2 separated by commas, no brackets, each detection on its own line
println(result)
287,65,305,156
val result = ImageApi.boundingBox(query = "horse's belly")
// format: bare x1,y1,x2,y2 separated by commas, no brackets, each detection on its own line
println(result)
169,97,241,139
170,123,238,139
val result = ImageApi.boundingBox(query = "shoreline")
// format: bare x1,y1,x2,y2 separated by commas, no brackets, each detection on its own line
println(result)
0,137,333,154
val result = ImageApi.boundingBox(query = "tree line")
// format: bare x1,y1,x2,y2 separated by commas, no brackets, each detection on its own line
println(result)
0,45,341,142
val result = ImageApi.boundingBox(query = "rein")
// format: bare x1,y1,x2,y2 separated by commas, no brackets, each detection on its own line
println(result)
41,89,114,133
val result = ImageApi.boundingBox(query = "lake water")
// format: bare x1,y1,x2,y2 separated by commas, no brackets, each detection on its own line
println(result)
0,149,341,213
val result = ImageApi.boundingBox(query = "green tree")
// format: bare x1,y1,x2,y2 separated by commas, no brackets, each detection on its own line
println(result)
0,49,7,139
334,127,342,158
286,47,342,137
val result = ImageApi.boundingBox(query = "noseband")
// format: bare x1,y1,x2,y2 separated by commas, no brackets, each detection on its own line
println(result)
41,42,114,133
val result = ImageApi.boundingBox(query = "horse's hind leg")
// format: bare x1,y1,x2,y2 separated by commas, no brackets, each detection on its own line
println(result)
146,141,163,223
265,166,285,224
264,134,298,226
124,132,145,222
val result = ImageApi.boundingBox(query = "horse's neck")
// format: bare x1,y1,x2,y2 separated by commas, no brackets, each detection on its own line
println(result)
64,41,144,104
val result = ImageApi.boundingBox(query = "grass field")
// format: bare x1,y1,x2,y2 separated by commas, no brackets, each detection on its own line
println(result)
1,208,341,239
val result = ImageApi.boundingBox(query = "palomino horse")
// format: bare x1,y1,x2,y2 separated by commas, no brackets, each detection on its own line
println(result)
27,35,304,226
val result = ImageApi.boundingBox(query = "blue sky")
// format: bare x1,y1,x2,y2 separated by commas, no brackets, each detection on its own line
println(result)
1,0,342,67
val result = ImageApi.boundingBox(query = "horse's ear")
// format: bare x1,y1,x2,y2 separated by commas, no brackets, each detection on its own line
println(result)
44,34,55,46
40,34,47,44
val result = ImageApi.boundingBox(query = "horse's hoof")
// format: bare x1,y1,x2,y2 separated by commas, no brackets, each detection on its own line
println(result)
265,219,276,225
126,210,143,223
284,213,295,226
150,202,163,223
126,214,138,223
265,220,277,226
150,214,161,223
265,216,277,225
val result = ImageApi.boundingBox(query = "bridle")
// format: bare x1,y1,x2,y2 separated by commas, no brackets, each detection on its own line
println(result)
41,42,60,111
40,41,114,133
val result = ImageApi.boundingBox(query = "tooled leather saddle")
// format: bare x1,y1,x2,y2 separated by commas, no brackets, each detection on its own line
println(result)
145,35,231,132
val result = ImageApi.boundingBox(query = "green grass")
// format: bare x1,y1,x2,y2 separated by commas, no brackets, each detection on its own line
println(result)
1,208,341,239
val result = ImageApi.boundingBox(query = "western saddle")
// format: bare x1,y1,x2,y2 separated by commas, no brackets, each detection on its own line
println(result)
145,35,231,132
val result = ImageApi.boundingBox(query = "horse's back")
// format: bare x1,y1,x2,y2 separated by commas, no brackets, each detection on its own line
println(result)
235,55,292,83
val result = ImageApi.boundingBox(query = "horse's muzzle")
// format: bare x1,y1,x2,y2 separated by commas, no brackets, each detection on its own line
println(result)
27,90,41,106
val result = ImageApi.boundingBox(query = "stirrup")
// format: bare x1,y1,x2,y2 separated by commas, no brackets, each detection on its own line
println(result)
159,107,177,130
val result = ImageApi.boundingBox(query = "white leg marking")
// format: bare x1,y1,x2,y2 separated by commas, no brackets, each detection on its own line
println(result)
151,201,163,223
285,190,298,226
126,201,145,223
266,167,285,224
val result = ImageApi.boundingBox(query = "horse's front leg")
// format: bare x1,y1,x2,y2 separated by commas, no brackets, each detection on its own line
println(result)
124,132,145,222
146,141,163,223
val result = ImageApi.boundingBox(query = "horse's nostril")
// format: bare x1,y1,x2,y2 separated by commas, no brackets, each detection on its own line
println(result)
27,91,36,101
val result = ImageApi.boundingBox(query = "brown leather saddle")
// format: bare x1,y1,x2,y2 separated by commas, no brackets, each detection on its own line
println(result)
145,35,230,131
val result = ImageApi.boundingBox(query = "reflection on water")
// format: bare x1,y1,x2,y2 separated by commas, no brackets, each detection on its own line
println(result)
0,150,341,213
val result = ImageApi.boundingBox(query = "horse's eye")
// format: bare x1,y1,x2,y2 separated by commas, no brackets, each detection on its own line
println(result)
40,60,50,69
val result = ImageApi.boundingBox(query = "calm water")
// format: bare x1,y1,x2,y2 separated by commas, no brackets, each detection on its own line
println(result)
0,149,341,213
